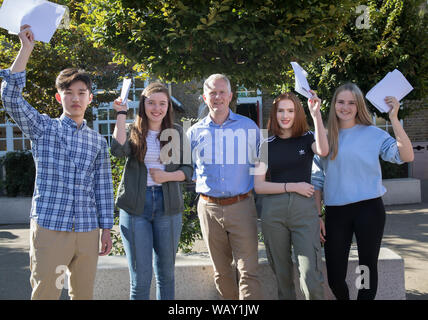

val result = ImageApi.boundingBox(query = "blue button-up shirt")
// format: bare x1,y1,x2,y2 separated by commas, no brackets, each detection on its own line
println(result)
1,69,114,232
186,110,260,197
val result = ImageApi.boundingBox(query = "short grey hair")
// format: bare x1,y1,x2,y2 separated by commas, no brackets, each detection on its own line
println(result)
203,74,231,94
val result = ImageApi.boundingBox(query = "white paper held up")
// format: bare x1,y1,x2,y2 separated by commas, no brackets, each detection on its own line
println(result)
0,0,66,43
290,62,313,99
365,69,413,113
120,78,132,105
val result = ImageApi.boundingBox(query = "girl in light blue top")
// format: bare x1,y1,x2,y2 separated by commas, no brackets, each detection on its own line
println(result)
312,83,413,300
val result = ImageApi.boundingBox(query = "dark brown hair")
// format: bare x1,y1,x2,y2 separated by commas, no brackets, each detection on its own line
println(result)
267,92,309,137
55,68,92,92
129,82,174,163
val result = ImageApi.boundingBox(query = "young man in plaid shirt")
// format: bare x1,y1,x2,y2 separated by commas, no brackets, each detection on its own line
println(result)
0,25,114,300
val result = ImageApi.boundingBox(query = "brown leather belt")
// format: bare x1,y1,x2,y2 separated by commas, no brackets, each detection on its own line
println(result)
200,191,251,206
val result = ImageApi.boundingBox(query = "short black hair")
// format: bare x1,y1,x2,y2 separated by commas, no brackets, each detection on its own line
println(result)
55,68,92,92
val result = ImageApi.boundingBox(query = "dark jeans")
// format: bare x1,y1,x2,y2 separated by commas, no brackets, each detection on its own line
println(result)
324,197,386,300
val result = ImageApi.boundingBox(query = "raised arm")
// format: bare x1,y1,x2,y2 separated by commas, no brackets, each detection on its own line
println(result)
112,98,128,146
11,25,35,74
386,96,414,163
308,90,329,157
1,25,48,141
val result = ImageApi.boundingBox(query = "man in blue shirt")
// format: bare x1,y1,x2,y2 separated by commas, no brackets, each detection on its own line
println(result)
187,74,262,299
1,25,114,299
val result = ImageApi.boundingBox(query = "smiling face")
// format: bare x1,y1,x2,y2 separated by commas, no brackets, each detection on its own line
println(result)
55,80,92,124
203,78,233,119
335,90,358,128
144,91,169,128
276,99,295,133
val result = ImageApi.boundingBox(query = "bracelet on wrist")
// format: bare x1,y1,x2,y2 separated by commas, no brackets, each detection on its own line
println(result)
116,110,127,116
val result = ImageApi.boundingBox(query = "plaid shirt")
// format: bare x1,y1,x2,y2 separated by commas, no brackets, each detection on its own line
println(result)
1,69,114,232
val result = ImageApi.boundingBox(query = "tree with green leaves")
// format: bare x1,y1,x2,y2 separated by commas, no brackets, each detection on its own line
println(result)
301,0,428,120
77,0,355,91
0,0,135,120
77,0,427,120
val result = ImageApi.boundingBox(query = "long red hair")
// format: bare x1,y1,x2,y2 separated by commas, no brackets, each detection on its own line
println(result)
267,92,309,137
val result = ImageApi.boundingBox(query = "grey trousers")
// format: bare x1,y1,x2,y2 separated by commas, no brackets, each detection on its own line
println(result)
261,193,324,300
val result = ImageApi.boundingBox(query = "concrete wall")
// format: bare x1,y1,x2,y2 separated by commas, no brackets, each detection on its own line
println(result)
382,178,421,205
0,196,31,224
93,247,405,300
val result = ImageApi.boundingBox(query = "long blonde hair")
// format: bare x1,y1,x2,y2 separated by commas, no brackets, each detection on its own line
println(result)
327,83,372,160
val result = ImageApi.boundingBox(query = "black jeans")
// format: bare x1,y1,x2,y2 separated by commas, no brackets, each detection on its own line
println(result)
324,197,386,300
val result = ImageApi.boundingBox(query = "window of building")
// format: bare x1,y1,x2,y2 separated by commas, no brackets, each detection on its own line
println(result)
93,101,140,145
0,114,31,156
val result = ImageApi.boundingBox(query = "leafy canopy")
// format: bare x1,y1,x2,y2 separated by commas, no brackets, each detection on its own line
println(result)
78,0,355,90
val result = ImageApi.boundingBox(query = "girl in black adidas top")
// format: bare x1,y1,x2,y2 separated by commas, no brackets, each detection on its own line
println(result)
254,91,328,300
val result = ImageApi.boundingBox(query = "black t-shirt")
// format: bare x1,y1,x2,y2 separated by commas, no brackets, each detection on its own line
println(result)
266,131,315,184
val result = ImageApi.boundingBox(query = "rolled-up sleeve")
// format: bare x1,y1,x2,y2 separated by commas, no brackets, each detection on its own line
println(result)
380,135,404,164
110,136,132,158
94,139,114,229
311,154,325,191
1,69,48,141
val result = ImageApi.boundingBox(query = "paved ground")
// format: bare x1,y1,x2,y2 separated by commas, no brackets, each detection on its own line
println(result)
1,199,427,300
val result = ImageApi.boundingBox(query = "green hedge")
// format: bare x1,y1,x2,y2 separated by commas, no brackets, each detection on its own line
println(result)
380,159,408,179
0,151,35,197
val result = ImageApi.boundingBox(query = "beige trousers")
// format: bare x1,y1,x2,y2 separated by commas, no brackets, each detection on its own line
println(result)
197,195,262,300
29,220,99,300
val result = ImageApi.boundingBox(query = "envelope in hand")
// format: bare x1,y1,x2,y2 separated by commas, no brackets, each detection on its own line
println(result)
0,0,66,43
365,69,413,113
291,62,313,99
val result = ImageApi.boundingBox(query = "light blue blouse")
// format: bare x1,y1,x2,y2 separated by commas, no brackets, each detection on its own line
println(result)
311,124,403,206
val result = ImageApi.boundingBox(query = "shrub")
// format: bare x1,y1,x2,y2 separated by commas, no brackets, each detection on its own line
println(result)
179,188,202,253
0,151,35,197
380,159,408,179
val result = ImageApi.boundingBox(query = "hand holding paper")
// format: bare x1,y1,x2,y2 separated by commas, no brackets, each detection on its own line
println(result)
291,62,313,99
18,24,35,47
365,69,413,113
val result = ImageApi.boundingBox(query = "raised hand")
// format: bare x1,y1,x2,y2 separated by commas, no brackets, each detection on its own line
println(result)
385,96,400,120
113,97,128,113
307,90,321,117
19,24,35,49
